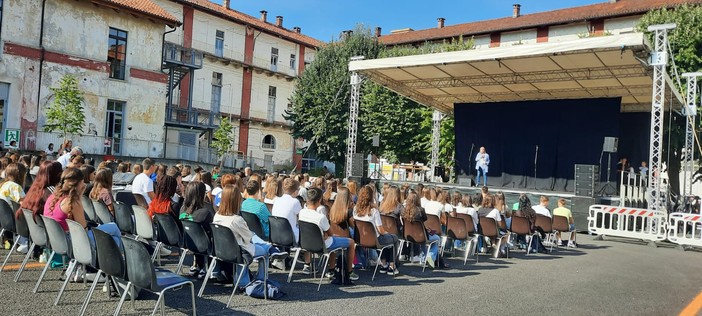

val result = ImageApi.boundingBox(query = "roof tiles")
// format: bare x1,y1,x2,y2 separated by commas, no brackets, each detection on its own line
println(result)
95,0,181,26
379,0,702,45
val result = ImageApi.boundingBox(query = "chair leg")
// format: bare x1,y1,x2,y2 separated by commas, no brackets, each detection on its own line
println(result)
151,242,162,263
397,240,405,258
33,250,55,293
55,259,77,305
113,281,132,316
150,293,163,316
14,242,35,282
197,257,217,297
227,264,247,309
463,239,472,265
372,249,384,281
0,234,19,272
422,244,431,272
80,270,103,316
190,282,197,316
287,248,301,283
262,257,269,300
175,249,187,275
317,254,329,291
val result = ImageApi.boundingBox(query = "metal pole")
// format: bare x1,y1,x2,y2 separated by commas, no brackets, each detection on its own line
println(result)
345,68,362,178
682,73,701,197
646,23,675,212
430,110,443,182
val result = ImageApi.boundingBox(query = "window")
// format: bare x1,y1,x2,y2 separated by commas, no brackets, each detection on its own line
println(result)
108,28,128,80
267,86,276,122
270,47,278,71
262,135,276,149
215,30,224,57
211,72,222,114
289,54,296,69
105,100,125,154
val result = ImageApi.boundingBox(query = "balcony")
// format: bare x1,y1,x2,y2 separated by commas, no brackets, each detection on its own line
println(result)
163,42,203,69
165,106,216,128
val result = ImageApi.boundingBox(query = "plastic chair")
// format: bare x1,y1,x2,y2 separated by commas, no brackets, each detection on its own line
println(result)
114,201,135,235
355,220,395,280
114,191,137,207
329,221,350,238
297,221,346,291
92,199,115,224
59,219,96,306
115,237,197,316
153,214,183,268
381,215,405,257
81,195,97,223
424,214,447,252
181,221,211,279
552,215,572,249
10,208,31,274
456,213,480,263
0,200,19,272
510,215,535,255
445,216,469,261
267,216,300,279
535,214,555,250
80,228,127,316
205,223,266,307
35,216,71,294
403,220,439,272
265,203,273,213
479,217,509,259
133,193,149,208
132,206,157,261
241,211,265,239
15,209,49,282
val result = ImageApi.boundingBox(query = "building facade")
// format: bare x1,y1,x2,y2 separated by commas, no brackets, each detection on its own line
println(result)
0,0,179,156
152,0,321,171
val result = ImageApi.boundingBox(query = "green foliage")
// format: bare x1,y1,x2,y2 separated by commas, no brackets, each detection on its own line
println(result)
44,75,86,141
287,27,473,171
212,117,235,167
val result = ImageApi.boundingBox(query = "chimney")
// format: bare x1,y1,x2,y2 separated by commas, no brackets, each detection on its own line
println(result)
609,0,619,2
222,0,230,9
340,30,353,40
437,18,445,29
260,10,267,22
293,27,301,34
375,26,382,37
513,4,521,18
276,16,283,27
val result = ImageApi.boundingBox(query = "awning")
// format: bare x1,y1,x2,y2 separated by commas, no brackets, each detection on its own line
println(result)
349,33,683,114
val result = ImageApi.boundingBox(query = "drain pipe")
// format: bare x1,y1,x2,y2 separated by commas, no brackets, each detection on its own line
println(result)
34,0,47,149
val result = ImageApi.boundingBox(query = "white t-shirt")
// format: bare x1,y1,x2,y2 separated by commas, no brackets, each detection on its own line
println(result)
532,205,552,218
264,197,278,204
456,206,478,230
271,194,302,241
299,208,333,248
424,200,443,217
443,203,453,213
486,208,502,222
316,205,328,217
420,197,428,208
353,207,383,237
57,152,72,169
131,173,154,204
211,187,222,198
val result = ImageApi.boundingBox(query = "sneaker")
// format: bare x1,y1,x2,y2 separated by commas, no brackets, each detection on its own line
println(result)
349,271,359,281
159,247,172,256
188,266,199,277
302,264,311,275
325,271,335,279
17,244,28,254
197,269,206,279
4,240,10,250
271,259,286,270
369,259,377,267
269,250,289,260
411,255,421,263
386,267,399,275
399,255,407,261
39,253,47,263
426,255,435,268
378,264,388,274
556,240,563,247
567,241,577,248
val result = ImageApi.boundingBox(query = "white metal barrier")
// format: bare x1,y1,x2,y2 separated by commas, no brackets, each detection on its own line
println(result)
667,213,702,248
588,205,667,242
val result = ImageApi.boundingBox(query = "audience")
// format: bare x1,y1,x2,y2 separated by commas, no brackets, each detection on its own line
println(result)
354,186,399,276
241,180,271,240
132,158,156,204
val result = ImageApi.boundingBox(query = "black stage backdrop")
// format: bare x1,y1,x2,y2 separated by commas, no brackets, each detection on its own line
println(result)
454,98,633,192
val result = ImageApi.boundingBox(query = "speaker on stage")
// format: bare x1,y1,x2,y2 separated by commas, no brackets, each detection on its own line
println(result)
457,175,474,186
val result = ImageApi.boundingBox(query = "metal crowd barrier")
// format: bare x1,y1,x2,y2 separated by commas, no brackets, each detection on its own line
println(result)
667,213,702,249
587,205,667,245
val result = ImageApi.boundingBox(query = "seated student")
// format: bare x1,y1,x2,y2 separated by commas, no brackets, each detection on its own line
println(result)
379,186,403,218
456,194,478,231
532,196,552,218
354,185,400,275
553,198,577,248
263,176,282,204
241,179,271,240
89,168,115,215
212,185,287,286
423,188,443,217
300,188,358,282
401,191,443,268
180,182,215,279
482,194,509,258
515,195,548,253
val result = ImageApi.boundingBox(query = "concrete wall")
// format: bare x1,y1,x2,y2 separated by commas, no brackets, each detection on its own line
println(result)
252,32,298,77
502,29,537,46
192,10,247,61
247,123,294,167
190,63,244,116
249,71,294,123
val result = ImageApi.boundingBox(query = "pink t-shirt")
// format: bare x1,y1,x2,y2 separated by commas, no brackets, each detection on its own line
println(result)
44,194,69,231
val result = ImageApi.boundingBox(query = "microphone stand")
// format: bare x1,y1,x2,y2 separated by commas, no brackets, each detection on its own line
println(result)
468,143,475,185
534,145,539,190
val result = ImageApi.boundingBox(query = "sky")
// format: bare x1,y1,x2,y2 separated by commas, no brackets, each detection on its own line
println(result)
212,0,606,41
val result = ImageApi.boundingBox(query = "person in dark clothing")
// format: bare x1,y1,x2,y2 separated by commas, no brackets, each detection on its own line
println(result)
180,181,215,278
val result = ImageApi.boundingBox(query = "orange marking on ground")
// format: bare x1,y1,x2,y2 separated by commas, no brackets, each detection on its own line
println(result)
1,262,45,271
680,290,702,316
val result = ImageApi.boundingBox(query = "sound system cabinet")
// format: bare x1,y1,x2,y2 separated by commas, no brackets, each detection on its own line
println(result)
574,164,599,197
351,153,365,177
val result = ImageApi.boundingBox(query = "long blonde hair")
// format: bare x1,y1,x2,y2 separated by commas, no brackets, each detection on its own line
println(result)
401,191,421,222
379,186,401,215
354,186,374,217
218,185,242,216
329,187,351,225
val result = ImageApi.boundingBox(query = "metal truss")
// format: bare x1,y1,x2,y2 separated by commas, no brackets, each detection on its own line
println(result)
403,65,651,89
647,24,676,212
430,111,444,181
345,71,361,178
361,70,453,113
431,84,653,104
682,73,701,196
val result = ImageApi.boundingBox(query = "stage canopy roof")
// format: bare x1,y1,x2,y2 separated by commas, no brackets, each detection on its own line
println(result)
349,33,683,115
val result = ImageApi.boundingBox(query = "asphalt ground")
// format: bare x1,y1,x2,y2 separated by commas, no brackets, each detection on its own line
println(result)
0,234,699,316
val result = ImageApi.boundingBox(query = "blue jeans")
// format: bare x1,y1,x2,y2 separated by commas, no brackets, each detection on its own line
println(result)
87,223,123,249
235,234,271,286
476,167,487,186
327,237,350,250
422,234,440,261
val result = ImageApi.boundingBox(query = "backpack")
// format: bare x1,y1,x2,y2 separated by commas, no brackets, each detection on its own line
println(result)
244,279,285,300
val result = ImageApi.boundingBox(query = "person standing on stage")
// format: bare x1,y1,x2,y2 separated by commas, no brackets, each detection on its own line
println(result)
475,147,490,187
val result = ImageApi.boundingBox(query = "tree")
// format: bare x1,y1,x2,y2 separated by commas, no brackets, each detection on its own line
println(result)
211,117,235,168
44,75,86,142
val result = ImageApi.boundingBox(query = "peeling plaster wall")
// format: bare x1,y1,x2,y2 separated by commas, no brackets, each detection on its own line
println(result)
0,0,168,152
247,124,293,166
192,10,247,61
191,63,244,116
252,32,298,77
250,71,294,124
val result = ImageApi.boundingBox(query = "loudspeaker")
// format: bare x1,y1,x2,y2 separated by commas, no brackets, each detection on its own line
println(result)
603,137,618,153
351,153,364,177
457,175,473,186
372,135,380,147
